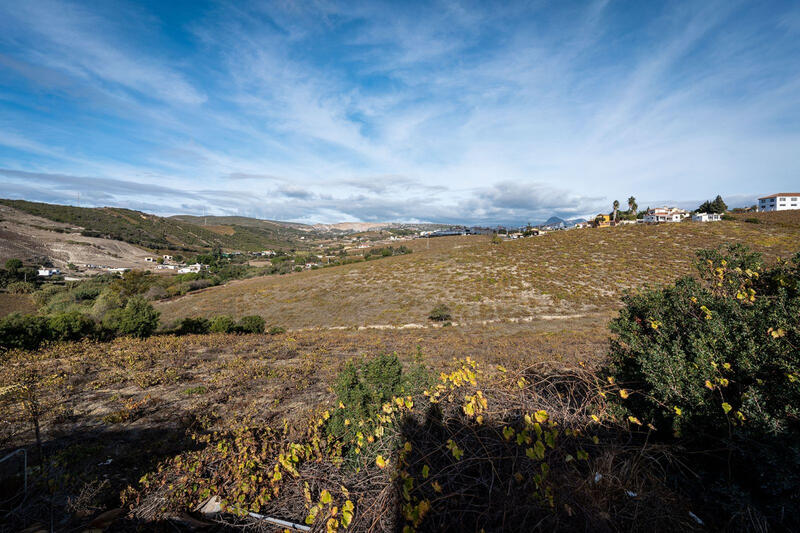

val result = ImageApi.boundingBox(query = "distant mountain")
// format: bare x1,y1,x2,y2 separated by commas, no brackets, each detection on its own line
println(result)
538,216,586,228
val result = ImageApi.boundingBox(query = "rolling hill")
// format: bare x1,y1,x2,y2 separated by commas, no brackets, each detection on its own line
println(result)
0,199,324,253
155,216,800,330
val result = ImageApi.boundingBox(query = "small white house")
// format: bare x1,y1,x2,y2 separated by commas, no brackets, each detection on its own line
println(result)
38,268,60,277
144,257,156,262
692,212,722,222
758,193,800,212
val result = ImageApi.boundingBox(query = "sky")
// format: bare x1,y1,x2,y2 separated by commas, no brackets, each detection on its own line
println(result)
0,0,799,225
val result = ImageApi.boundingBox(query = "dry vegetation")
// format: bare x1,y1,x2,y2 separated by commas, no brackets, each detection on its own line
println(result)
0,293,35,318
2,214,799,531
157,219,800,330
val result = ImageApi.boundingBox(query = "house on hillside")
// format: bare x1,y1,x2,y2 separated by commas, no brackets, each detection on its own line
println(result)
758,193,800,212
643,207,689,223
38,268,60,277
162,255,173,261
692,212,722,222
593,214,612,227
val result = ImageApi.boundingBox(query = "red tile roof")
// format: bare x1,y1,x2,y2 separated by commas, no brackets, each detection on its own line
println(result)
758,193,800,200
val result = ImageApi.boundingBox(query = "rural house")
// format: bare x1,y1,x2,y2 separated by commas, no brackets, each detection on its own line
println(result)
643,207,689,223
758,193,800,212
692,212,722,222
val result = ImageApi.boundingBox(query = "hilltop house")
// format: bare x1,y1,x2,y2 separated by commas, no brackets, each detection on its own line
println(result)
38,268,60,277
593,214,612,227
758,193,800,212
692,212,722,222
643,207,689,223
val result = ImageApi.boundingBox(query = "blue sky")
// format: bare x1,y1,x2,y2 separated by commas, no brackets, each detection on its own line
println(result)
0,0,798,225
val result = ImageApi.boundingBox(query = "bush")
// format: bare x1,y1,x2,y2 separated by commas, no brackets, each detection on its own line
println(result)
236,315,265,334
173,317,210,335
326,353,429,456
744,217,760,224
7,281,36,294
209,315,237,333
267,326,286,335
47,311,96,342
103,296,160,338
604,244,800,525
428,303,452,322
0,313,49,351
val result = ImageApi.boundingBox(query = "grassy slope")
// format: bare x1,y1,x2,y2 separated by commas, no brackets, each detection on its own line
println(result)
156,218,800,329
0,199,316,252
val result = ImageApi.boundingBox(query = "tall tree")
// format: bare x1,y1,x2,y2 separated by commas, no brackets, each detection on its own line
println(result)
612,200,620,223
628,196,637,216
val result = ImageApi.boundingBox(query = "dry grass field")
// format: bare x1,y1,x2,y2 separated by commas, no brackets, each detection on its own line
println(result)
0,293,35,318
157,219,800,330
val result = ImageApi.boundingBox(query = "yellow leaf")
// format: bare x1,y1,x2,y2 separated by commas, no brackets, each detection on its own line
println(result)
321,489,332,504
721,402,732,414
534,410,549,423
673,407,682,416
375,455,386,469
628,416,642,426
590,414,600,423
497,365,507,373
619,389,629,399
432,481,443,493
422,465,429,479
704,380,714,390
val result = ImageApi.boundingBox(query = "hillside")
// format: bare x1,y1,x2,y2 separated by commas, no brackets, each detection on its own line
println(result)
0,199,321,253
0,203,155,268
156,218,800,330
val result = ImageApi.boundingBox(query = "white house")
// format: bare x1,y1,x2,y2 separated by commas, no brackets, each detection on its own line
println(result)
643,207,690,223
177,263,203,274
758,193,800,212
38,268,60,277
692,212,722,222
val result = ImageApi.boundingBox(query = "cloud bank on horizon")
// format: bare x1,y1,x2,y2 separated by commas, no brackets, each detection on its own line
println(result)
0,0,798,225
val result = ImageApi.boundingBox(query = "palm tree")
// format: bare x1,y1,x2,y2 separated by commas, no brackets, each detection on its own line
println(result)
612,200,620,223
628,196,637,217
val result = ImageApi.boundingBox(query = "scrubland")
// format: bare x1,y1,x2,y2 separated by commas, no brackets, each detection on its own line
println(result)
2,216,799,532
157,220,800,330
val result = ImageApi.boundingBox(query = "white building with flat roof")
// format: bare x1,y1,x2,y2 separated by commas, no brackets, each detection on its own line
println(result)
758,193,800,212
692,212,722,222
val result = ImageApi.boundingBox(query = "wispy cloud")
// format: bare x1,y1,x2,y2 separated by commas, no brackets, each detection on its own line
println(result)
0,0,798,224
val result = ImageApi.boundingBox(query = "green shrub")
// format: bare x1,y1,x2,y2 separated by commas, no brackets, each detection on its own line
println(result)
604,244,800,524
47,311,96,342
7,281,36,294
0,313,49,351
103,296,160,338
236,315,265,334
428,303,452,322
267,326,286,335
326,353,429,456
173,317,210,335
744,217,760,224
209,315,237,333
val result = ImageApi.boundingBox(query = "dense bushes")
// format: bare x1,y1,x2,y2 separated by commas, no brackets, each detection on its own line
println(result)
174,315,273,335
236,315,265,334
101,297,161,339
209,315,237,333
604,244,800,526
